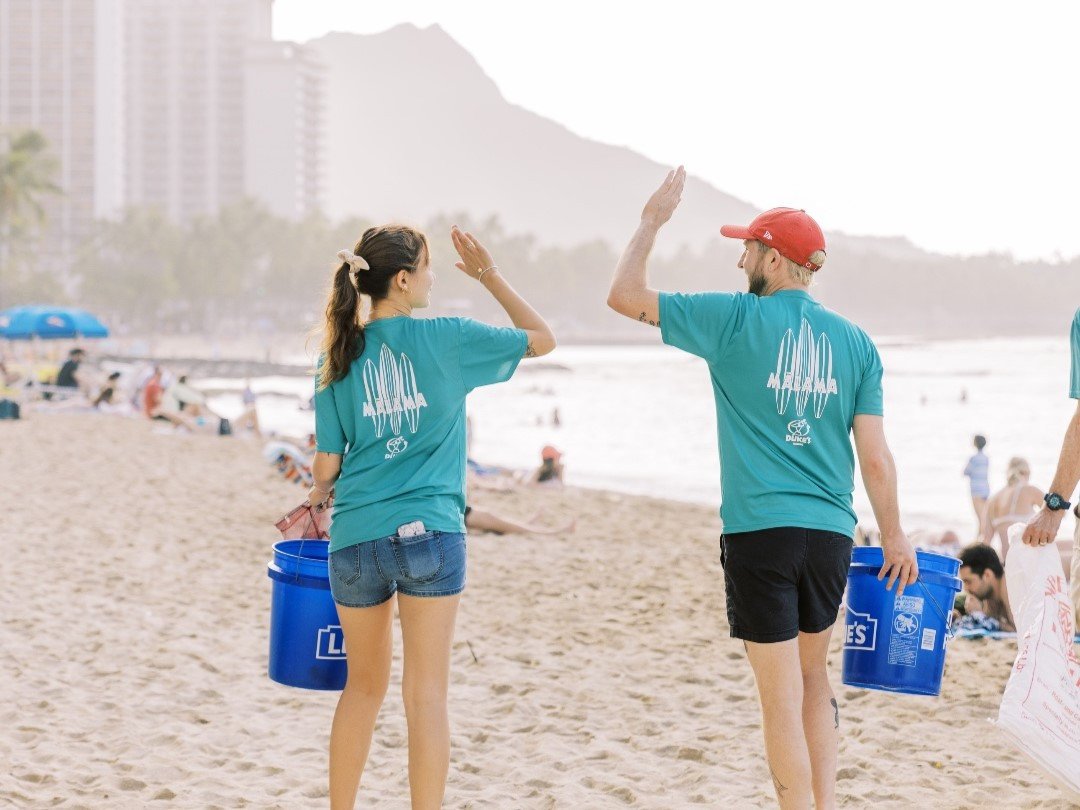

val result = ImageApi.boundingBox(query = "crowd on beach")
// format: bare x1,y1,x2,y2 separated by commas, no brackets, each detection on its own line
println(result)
3,174,1079,808
0,344,575,541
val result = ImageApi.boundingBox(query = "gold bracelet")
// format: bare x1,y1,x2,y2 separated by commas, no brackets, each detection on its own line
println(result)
477,265,498,281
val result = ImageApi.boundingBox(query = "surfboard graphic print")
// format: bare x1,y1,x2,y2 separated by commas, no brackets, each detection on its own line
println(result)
362,345,428,457
766,317,838,421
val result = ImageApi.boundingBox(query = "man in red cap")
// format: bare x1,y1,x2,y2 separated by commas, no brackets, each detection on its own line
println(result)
607,167,918,809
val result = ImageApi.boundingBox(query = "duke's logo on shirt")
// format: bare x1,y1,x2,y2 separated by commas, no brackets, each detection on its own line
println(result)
385,436,408,459
786,419,811,446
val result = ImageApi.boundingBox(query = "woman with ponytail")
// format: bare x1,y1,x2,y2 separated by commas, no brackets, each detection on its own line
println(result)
309,223,554,809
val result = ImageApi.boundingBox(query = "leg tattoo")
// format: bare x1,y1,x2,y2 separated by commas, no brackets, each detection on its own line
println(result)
770,767,788,798
831,697,839,730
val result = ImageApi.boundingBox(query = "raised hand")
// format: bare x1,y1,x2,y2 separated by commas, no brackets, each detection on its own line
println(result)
451,225,496,280
641,165,686,228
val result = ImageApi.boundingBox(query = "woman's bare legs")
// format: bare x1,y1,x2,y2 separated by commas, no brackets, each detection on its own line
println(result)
397,593,461,809
329,597,395,810
465,507,575,536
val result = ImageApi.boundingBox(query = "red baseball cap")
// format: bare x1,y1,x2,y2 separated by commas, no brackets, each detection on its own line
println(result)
720,208,826,271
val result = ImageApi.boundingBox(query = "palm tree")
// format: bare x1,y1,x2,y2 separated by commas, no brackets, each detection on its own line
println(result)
0,128,62,304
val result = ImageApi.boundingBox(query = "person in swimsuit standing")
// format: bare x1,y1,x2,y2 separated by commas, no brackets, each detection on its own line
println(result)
963,434,990,539
980,457,1043,560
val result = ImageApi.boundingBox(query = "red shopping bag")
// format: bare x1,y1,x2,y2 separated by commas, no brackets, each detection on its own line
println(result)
275,497,333,540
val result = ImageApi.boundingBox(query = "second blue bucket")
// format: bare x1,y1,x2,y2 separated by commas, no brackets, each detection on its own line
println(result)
842,547,962,696
267,539,347,690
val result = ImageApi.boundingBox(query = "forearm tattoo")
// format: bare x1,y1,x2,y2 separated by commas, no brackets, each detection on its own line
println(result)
831,698,839,729
638,311,660,328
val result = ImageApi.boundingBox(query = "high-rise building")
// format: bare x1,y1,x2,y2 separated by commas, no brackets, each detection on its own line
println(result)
244,39,323,220
0,0,125,255
0,0,322,250
123,0,265,222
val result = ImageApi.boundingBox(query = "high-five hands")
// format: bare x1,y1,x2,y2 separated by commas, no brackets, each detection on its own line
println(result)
451,225,497,281
641,166,686,228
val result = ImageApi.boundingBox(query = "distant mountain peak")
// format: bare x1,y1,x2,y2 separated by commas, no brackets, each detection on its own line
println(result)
312,25,503,102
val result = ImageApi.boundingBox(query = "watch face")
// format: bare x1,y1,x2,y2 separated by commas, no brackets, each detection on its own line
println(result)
1046,492,1068,510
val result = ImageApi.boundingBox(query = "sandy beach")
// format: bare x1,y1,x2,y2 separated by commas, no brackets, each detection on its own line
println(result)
1,412,1077,809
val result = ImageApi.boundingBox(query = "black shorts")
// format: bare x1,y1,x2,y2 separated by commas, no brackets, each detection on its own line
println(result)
720,527,853,643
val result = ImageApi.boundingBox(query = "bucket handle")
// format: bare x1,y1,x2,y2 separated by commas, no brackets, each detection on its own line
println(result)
916,573,958,644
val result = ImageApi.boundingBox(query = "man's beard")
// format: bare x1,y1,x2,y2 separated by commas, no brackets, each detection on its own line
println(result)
747,267,768,296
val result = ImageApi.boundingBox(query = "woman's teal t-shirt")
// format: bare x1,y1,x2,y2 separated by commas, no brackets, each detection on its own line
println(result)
314,316,526,552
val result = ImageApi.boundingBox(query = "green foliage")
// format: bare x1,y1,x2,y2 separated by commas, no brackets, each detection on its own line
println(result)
57,199,1080,340
76,207,182,330
0,128,63,306
0,128,61,237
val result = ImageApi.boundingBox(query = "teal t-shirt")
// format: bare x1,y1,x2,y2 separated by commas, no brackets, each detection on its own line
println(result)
314,316,527,551
1070,307,1079,399
660,289,884,537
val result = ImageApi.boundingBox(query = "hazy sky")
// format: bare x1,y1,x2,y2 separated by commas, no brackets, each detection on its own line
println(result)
273,0,1080,261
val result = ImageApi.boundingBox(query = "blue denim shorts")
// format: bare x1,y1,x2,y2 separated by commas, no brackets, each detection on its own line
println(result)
328,530,466,608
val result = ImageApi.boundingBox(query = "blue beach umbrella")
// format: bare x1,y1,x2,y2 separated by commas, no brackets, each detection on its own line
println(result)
0,305,110,339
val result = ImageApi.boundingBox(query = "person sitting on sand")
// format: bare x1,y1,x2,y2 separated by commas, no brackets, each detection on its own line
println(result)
55,347,85,389
92,371,122,408
160,375,213,420
464,504,574,536
0,356,19,388
142,367,165,419
980,457,1043,560
958,543,1015,632
529,445,565,487
908,528,962,557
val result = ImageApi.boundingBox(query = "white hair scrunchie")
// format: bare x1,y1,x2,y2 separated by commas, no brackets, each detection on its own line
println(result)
337,250,370,273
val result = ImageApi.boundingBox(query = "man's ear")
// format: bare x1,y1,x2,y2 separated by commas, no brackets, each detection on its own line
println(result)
764,246,784,275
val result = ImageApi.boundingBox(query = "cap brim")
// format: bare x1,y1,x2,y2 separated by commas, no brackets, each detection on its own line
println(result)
719,224,752,239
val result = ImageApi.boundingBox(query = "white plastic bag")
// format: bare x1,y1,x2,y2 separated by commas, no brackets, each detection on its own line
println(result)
995,523,1080,800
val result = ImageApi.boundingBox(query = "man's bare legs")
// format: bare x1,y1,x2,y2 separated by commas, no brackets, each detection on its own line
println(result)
799,626,839,810
744,638,812,809
744,627,839,810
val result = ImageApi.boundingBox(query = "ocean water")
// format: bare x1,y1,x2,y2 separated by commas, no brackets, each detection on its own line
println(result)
206,336,1075,537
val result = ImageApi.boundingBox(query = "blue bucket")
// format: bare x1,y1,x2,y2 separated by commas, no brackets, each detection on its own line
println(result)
841,547,962,696
267,539,347,690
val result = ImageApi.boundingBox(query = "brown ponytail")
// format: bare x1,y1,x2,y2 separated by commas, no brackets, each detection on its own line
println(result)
317,224,429,390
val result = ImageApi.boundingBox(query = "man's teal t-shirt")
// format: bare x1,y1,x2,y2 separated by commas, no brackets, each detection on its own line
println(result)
660,289,884,538
1070,307,1079,399
314,316,526,552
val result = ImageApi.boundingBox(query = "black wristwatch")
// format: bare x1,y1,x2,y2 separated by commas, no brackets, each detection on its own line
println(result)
1044,492,1072,511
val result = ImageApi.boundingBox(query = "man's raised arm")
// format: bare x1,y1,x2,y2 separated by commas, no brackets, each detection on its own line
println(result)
606,166,685,327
